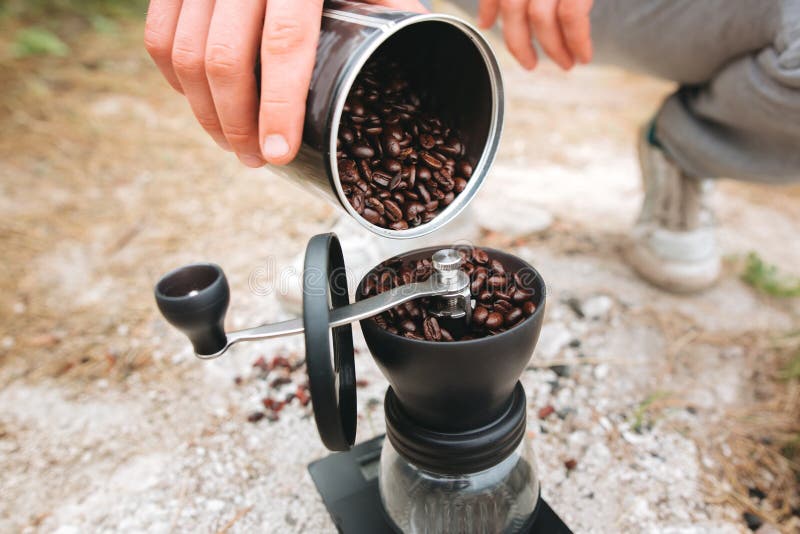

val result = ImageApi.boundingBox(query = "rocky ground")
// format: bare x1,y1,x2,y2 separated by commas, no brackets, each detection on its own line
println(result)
1,8,799,534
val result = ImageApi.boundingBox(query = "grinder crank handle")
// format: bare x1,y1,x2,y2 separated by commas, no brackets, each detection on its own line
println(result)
154,263,465,360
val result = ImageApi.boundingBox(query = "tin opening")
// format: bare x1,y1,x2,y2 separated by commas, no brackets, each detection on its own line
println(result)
375,20,494,169
332,18,500,239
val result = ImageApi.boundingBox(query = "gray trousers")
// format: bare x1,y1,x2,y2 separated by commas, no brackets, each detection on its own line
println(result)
442,0,800,183
592,0,800,183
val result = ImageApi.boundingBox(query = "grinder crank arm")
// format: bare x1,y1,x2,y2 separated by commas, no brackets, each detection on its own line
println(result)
155,258,470,360
204,278,458,359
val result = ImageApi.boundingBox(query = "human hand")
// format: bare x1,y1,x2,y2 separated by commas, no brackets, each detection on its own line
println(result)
144,0,427,168
477,0,593,71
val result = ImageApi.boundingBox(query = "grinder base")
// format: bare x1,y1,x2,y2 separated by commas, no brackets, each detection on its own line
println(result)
308,434,572,533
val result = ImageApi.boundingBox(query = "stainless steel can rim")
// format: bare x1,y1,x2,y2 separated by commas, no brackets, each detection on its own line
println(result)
327,13,504,240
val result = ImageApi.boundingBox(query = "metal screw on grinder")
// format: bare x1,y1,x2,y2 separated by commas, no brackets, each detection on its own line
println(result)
431,249,472,324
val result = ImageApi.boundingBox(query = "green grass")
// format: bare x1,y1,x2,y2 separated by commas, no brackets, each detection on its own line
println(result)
741,252,800,298
1,0,147,22
2,0,147,57
779,350,800,381
630,390,671,433
11,27,69,57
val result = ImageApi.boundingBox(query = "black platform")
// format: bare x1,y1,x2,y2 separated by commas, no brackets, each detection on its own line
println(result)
308,435,572,533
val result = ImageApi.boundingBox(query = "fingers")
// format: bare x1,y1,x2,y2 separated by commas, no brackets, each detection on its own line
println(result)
366,0,428,13
144,0,184,93
206,0,266,167
500,0,537,70
528,0,573,70
258,0,325,165
172,0,231,151
477,0,501,29
557,0,593,64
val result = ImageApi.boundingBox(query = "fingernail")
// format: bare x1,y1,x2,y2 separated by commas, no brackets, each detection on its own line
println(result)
262,134,290,161
241,154,265,167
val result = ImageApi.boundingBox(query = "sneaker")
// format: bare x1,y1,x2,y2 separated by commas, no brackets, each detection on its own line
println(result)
624,123,721,293
277,206,481,314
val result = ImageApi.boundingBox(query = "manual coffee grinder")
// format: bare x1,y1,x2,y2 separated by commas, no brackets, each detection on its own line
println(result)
154,234,572,533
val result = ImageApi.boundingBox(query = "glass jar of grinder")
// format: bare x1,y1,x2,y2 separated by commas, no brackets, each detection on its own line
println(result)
153,1,573,532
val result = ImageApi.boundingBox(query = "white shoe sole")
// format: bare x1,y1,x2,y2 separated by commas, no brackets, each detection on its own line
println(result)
624,235,721,294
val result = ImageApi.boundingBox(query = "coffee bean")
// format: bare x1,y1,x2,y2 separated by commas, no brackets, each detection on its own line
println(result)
485,312,504,330
505,307,523,326
454,177,467,193
487,275,506,289
340,128,355,144
362,208,381,224
435,173,455,191
372,171,391,188
364,197,384,215
423,316,442,341
404,332,425,340
495,288,513,301
383,158,402,173
390,220,409,231
523,301,536,316
417,184,431,203
385,124,403,140
383,199,403,222
420,151,443,169
513,288,534,303
400,319,417,333
384,137,401,157
471,272,487,294
458,161,473,178
351,191,365,213
494,300,512,315
419,133,436,149
338,159,359,183
473,249,489,264
491,259,505,274
472,305,489,326
351,142,374,159
405,201,426,220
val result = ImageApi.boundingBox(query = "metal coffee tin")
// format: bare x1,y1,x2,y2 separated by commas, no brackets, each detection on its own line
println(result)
267,0,504,239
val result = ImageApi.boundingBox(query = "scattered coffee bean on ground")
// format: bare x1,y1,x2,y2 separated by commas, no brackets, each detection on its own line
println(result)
361,248,539,341
337,60,475,230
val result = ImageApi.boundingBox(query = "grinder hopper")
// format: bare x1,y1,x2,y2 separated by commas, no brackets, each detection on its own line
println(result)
358,246,546,432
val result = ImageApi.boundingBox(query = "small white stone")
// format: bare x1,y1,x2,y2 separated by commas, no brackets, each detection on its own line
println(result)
536,323,573,359
580,295,614,320
594,364,610,380
206,499,225,512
